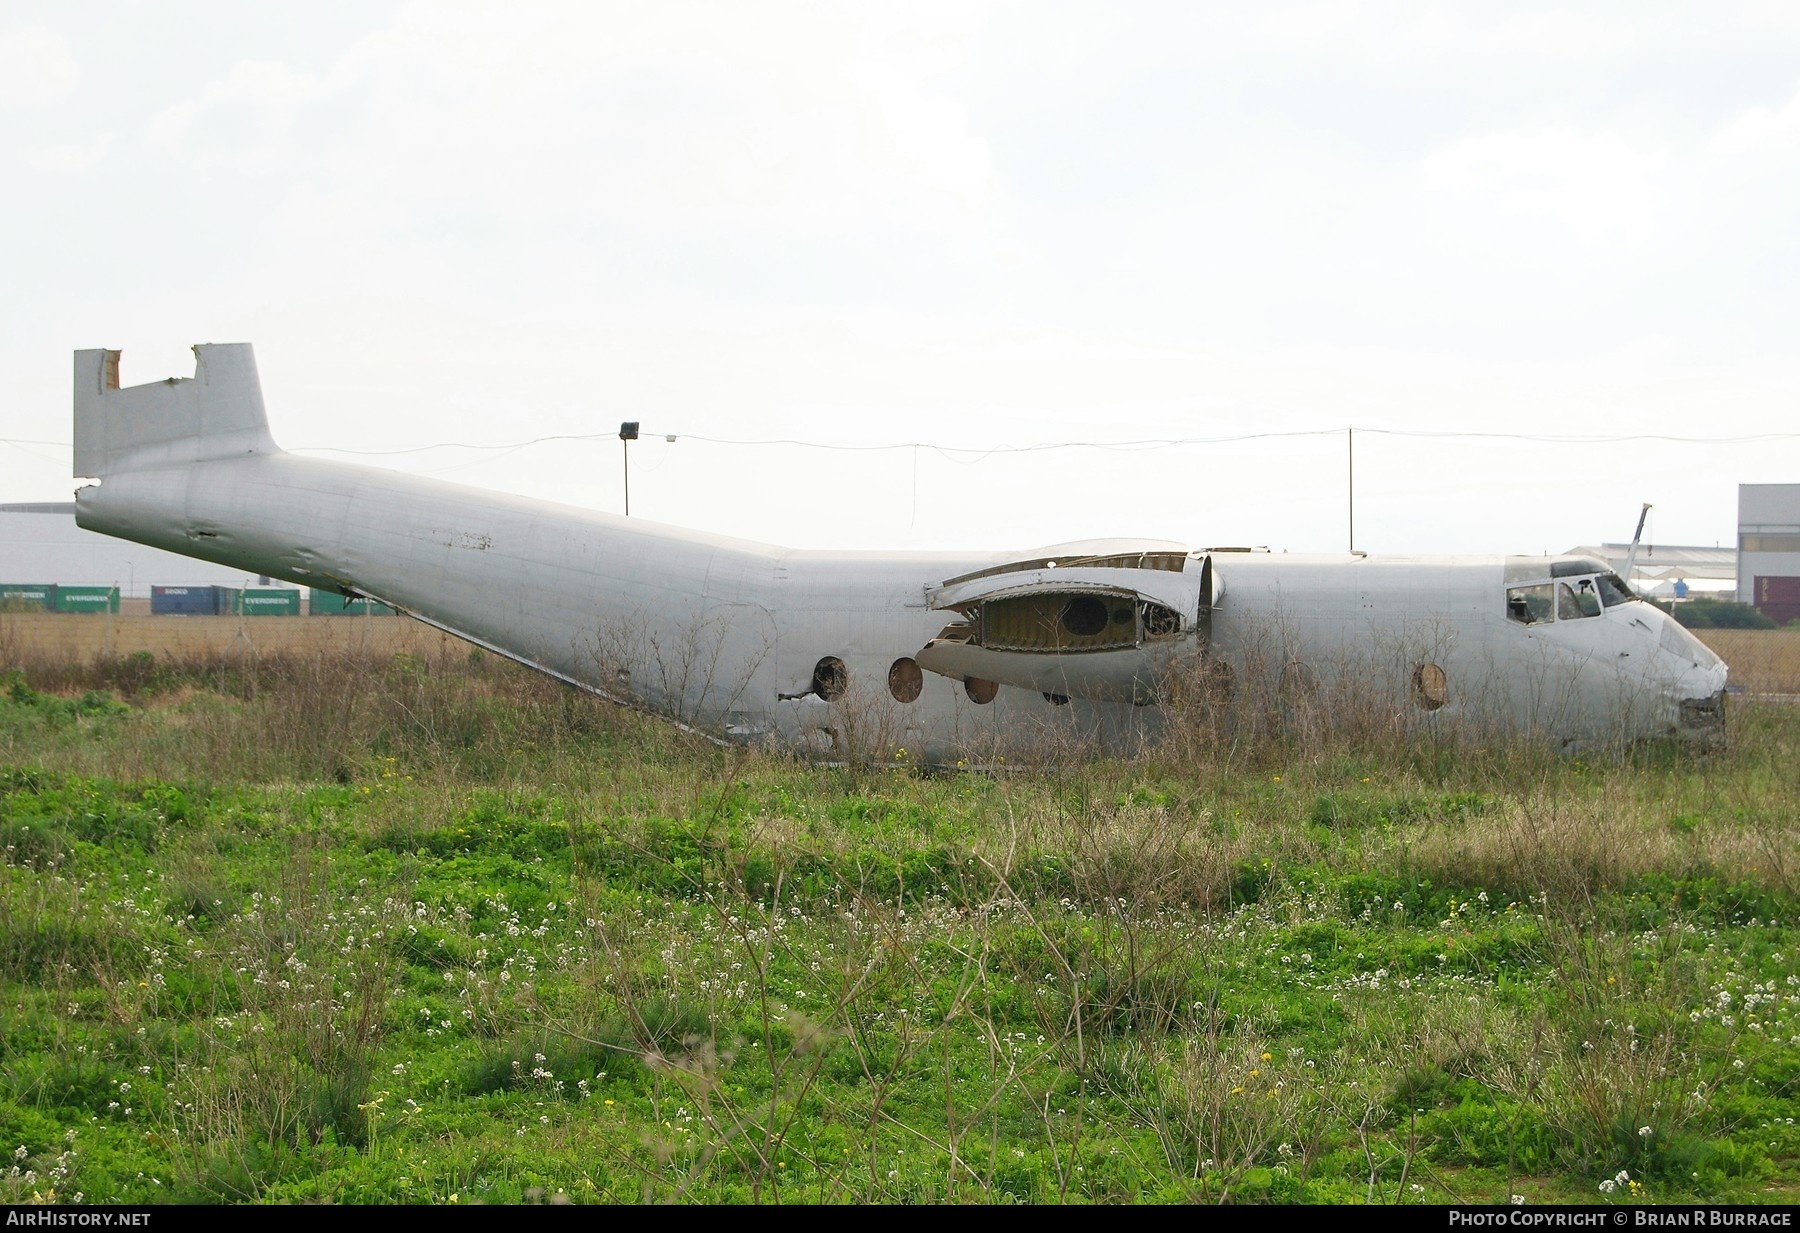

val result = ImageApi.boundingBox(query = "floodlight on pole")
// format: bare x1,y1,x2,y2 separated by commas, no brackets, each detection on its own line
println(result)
619,422,639,516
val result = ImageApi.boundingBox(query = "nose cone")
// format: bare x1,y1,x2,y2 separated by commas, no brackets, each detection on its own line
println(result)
1647,608,1729,743
1677,687,1728,740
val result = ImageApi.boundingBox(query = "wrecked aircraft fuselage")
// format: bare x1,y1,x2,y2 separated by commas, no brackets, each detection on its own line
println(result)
71,344,1730,763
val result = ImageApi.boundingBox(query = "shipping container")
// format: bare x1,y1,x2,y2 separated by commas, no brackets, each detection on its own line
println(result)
0,584,56,611
151,584,236,615
235,588,302,616
54,585,120,614
1751,576,1800,627
1754,575,1800,606
308,588,399,616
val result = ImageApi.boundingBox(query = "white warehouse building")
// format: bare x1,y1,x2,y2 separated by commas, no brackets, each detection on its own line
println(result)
0,502,277,597
1738,483,1800,625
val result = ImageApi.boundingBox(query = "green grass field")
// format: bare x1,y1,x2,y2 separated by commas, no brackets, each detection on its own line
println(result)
1,645,1796,1205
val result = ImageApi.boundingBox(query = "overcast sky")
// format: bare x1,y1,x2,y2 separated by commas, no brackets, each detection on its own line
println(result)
3,2,1797,558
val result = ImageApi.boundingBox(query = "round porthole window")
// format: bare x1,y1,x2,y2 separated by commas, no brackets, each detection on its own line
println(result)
964,676,999,705
812,656,848,702
1412,662,1448,711
1279,660,1318,704
887,657,923,703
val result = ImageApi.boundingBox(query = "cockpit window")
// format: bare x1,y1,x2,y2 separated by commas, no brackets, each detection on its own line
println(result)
1594,572,1635,607
1507,583,1553,624
1557,581,1602,620
1574,579,1602,616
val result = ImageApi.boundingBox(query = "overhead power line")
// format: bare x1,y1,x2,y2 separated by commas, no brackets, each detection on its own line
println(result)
291,425,1800,457
14,425,1800,458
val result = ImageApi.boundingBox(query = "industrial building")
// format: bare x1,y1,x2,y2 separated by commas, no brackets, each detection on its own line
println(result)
0,503,372,615
1563,542,1737,600
1,502,273,599
0,502,427,665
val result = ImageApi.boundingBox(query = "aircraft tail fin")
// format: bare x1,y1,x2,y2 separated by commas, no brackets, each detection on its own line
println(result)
73,343,280,478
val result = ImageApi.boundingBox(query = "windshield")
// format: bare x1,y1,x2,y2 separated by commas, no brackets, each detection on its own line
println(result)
1594,572,1636,607
1507,572,1636,624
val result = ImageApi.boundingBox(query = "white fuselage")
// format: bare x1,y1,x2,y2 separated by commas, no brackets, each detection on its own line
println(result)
74,453,1728,762
70,344,1729,762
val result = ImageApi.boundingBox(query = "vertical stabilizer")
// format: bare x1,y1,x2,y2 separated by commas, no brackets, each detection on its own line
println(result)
73,343,280,478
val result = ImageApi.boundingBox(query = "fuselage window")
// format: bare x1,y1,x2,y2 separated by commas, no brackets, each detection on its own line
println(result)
887,657,923,703
1506,584,1554,624
1279,659,1317,703
1412,662,1448,710
778,656,850,702
811,656,848,701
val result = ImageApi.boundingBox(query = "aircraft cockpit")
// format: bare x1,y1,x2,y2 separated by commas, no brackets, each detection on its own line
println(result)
1503,557,1637,626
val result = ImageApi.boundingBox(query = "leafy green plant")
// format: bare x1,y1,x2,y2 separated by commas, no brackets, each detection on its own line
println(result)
0,642,1795,1204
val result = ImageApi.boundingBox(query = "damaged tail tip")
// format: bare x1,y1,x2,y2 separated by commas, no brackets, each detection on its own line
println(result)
73,348,123,393
72,341,276,478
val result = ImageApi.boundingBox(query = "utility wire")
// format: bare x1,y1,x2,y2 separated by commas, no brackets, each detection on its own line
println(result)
13,425,1800,458
288,425,1800,457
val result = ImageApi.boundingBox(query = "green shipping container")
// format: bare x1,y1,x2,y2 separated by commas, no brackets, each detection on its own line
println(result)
0,585,56,612
235,588,302,616
54,586,121,614
308,588,398,616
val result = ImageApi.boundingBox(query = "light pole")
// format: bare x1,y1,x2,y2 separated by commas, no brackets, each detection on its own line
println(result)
619,421,639,515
